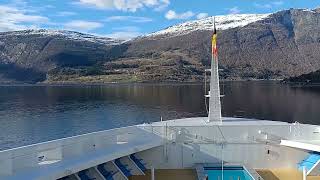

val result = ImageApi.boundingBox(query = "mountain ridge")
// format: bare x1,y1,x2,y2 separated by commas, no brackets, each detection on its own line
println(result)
1,8,320,84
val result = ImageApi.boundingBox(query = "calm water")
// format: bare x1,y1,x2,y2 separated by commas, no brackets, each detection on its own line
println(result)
0,81,320,150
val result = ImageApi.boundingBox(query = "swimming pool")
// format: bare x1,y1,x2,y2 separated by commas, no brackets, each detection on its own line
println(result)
204,166,254,180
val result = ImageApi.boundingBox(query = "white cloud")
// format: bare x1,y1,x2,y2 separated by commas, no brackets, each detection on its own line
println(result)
165,10,194,20
272,1,284,6
103,26,143,40
0,5,49,32
76,0,170,12
105,31,142,40
112,26,140,31
228,6,241,14
196,13,208,19
56,11,77,17
64,20,103,32
77,0,114,9
254,3,271,9
154,0,169,11
105,16,152,22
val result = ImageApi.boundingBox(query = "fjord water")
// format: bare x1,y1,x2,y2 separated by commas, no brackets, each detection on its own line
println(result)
0,81,320,150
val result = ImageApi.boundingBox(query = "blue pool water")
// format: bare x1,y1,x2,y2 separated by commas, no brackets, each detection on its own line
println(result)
205,167,253,180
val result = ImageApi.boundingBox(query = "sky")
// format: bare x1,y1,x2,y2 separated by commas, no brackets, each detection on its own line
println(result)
0,0,320,39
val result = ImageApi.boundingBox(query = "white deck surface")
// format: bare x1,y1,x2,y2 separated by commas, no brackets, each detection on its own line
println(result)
280,140,320,152
0,126,163,180
151,117,291,126
2,138,162,180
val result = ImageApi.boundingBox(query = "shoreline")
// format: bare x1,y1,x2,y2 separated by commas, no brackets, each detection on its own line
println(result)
0,79,283,86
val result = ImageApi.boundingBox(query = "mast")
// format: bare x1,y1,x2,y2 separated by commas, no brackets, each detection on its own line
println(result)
208,17,222,123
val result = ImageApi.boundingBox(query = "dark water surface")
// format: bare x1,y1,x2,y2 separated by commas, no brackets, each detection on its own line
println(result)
0,81,320,150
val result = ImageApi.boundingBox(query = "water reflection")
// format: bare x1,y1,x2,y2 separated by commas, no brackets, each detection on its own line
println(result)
0,82,319,150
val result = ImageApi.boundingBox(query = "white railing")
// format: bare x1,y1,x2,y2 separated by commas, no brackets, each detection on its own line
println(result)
143,123,320,144
1,121,320,177
0,125,163,177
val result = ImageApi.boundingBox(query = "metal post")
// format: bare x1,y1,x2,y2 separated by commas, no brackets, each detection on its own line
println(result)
221,144,224,180
303,166,306,180
151,167,155,180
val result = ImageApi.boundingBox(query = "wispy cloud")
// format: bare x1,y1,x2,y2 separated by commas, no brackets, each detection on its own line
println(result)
154,0,169,11
56,11,77,17
105,16,152,23
64,20,103,32
228,6,241,14
75,0,170,12
272,1,284,6
254,0,284,9
112,26,140,32
0,5,49,31
102,26,144,40
165,10,194,20
105,27,143,40
196,13,208,19
105,31,142,40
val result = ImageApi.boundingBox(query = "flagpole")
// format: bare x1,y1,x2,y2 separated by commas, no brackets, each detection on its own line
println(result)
208,16,222,123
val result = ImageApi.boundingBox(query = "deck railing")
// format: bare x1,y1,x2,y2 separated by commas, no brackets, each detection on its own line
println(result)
0,125,162,177
1,120,320,177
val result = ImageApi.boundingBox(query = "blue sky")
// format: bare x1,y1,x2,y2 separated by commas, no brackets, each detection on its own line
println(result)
0,0,319,39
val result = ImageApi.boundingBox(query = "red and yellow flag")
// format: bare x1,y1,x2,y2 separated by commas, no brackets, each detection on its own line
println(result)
212,27,218,59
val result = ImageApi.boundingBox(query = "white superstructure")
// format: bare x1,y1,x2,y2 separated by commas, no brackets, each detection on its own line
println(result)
1,117,320,179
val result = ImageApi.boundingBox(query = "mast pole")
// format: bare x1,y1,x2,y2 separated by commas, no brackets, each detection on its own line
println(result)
208,17,222,123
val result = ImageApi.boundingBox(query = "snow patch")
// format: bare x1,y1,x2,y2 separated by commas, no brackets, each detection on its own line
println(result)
146,14,271,38
0,29,123,45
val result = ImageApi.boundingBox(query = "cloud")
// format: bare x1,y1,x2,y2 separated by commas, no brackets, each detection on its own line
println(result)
76,0,170,12
196,13,208,19
64,20,103,32
105,16,152,23
165,10,194,20
154,0,169,11
0,5,49,32
56,11,77,17
228,6,241,14
102,26,143,40
254,3,271,9
112,26,140,32
105,30,142,40
272,1,284,6
254,1,283,9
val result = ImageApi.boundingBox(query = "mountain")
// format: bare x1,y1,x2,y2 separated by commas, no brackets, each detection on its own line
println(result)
125,8,320,81
282,69,320,84
1,8,320,83
0,29,125,83
146,14,270,38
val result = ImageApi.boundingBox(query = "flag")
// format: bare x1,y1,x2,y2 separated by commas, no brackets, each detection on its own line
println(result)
212,25,218,59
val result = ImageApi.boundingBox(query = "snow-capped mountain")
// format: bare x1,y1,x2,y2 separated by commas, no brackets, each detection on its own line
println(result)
1,8,320,84
146,14,270,38
0,29,123,45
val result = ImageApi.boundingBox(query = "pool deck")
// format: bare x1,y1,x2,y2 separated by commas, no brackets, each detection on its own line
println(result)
257,169,320,180
129,169,197,180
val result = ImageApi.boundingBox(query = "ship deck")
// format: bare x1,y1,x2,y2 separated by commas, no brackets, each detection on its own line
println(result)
1,117,320,179
152,117,292,126
257,169,320,180
130,169,197,180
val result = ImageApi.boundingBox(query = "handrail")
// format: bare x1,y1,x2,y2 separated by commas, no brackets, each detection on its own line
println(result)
0,125,163,177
